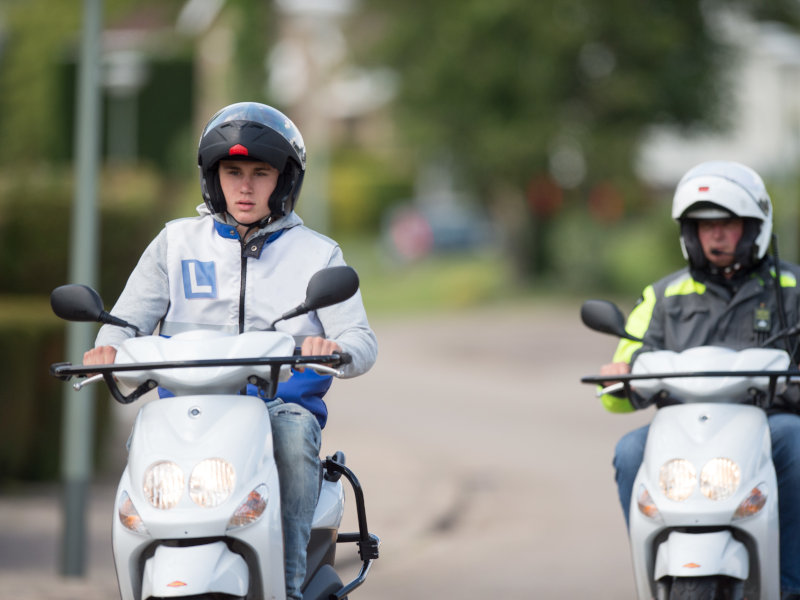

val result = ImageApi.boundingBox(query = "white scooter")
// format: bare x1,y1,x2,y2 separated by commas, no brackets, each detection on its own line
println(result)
581,299,794,600
50,266,379,600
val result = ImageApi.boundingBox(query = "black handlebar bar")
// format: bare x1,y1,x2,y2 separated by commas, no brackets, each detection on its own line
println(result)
583,368,800,410
50,353,352,405
51,353,350,379
581,369,800,385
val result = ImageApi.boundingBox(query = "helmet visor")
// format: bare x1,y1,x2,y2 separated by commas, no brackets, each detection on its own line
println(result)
202,102,305,167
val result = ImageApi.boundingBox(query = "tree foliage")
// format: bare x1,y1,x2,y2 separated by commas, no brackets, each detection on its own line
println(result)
357,0,736,186
353,0,800,274
0,0,188,166
0,1,81,164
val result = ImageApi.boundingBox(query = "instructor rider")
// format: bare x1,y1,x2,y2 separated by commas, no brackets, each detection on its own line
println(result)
600,160,800,599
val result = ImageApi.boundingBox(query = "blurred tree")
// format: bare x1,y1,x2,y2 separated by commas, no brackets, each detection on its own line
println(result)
0,0,187,167
354,0,800,277
229,0,274,103
0,1,81,164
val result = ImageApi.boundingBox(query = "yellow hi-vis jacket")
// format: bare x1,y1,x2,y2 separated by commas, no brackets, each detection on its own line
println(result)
603,259,800,413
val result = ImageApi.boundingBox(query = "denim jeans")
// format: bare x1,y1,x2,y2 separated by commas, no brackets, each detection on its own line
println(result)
613,412,800,596
267,399,322,600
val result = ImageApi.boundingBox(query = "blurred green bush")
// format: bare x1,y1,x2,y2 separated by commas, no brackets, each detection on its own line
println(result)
548,205,684,300
328,149,413,237
0,297,67,482
0,165,169,482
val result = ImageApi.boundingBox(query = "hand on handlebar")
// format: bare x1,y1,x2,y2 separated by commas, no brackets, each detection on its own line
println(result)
599,361,630,387
83,345,118,366
296,336,342,373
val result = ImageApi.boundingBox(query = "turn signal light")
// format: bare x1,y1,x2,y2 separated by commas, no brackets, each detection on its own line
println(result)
227,485,268,530
733,484,768,520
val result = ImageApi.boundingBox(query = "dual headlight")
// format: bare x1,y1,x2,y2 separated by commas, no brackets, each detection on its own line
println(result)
660,457,741,502
637,457,768,522
143,458,235,509
119,459,267,534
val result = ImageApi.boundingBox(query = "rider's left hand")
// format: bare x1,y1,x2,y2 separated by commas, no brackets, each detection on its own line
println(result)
297,336,342,372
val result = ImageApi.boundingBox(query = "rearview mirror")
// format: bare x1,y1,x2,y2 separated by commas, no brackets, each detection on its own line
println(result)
580,299,642,342
271,266,360,328
51,284,106,323
304,266,360,312
50,284,141,333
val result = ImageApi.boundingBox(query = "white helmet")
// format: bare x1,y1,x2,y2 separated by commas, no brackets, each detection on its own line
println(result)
672,160,772,270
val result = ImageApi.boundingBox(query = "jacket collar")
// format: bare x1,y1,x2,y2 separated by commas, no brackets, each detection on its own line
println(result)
197,203,303,240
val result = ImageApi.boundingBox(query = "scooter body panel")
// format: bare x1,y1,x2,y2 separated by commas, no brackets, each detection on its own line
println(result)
113,393,286,599
313,477,345,529
629,403,780,600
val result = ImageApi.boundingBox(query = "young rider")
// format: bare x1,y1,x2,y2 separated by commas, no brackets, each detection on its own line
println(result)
83,101,378,599
600,160,800,598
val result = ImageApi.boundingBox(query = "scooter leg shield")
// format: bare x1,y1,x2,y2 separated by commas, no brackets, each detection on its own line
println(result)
141,541,248,598
654,530,749,580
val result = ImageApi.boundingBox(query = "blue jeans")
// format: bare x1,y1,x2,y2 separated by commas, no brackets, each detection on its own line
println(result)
614,413,800,596
268,399,322,600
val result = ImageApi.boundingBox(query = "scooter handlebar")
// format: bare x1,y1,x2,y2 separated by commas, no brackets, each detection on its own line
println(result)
51,352,353,404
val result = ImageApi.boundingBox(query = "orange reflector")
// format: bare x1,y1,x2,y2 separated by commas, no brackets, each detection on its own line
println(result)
682,562,701,569
167,581,188,588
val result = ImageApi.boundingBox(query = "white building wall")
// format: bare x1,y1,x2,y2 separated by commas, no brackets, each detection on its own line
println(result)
637,21,800,187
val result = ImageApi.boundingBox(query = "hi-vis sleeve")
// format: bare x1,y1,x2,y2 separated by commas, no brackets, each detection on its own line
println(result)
600,285,657,413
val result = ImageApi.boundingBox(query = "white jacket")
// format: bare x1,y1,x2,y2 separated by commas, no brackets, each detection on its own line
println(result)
95,207,377,425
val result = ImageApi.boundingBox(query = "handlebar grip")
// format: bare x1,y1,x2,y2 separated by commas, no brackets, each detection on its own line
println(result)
337,352,352,365
50,362,74,381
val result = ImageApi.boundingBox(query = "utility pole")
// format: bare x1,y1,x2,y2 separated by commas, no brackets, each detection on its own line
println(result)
61,0,103,576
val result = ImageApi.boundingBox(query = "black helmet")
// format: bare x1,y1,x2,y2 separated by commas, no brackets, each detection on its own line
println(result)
197,102,306,219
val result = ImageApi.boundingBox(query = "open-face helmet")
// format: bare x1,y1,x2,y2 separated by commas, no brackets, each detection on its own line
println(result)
671,160,772,271
197,102,306,220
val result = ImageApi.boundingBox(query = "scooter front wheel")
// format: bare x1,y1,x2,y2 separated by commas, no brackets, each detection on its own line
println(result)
668,575,734,600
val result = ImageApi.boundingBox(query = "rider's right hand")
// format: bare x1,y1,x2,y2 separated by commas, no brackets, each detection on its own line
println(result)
599,361,631,387
84,345,118,366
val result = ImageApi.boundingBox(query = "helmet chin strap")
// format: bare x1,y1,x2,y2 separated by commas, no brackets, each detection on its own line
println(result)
225,212,276,236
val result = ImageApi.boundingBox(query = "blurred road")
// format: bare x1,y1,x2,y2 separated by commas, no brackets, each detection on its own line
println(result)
0,300,651,599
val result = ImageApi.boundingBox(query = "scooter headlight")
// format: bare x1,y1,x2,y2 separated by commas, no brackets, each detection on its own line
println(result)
144,461,185,509
118,490,148,535
700,457,741,500
227,484,269,531
659,459,696,501
189,458,236,507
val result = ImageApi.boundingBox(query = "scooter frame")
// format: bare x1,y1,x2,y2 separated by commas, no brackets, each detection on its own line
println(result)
582,369,792,599
629,402,779,599
51,357,380,600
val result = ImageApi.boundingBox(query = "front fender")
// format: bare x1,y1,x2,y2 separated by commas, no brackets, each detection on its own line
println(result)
141,541,249,598
654,530,749,580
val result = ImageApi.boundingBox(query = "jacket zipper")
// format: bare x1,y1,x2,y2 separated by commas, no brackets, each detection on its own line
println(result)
239,245,247,333
237,229,286,334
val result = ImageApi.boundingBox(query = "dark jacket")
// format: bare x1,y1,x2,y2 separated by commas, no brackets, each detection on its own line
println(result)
604,257,800,413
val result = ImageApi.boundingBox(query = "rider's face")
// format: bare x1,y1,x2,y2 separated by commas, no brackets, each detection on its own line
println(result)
218,159,279,231
696,218,744,268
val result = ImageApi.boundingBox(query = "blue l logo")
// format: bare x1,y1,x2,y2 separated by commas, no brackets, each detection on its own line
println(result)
182,260,217,299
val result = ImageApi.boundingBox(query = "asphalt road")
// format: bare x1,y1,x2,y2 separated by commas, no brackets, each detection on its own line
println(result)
0,300,652,599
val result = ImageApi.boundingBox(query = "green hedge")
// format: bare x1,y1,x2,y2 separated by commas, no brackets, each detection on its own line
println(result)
0,296,114,483
0,298,65,481
0,166,172,482
328,148,413,237
0,166,169,296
